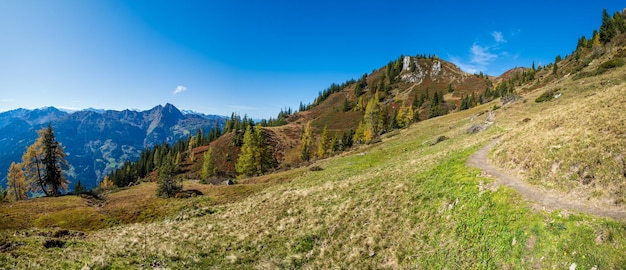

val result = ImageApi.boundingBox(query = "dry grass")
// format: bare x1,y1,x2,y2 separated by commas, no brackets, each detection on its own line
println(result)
492,65,626,208
2,60,626,269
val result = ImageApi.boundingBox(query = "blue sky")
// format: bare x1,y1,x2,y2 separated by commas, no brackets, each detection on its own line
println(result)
1,1,624,119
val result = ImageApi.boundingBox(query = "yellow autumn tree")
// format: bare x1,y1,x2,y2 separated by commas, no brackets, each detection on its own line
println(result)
300,121,313,162
363,93,382,143
100,175,114,188
406,103,415,125
20,125,69,196
201,146,217,180
396,102,407,128
354,121,365,144
7,162,28,201
317,125,330,158
21,133,45,194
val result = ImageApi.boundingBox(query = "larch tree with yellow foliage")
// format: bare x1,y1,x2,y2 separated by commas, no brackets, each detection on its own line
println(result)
363,93,383,143
317,125,330,158
20,125,69,196
300,121,313,162
7,162,28,201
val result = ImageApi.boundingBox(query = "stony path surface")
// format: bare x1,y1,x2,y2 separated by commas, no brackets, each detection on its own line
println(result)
467,139,626,221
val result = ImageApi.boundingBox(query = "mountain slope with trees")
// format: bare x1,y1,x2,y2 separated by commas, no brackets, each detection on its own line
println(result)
1,8,625,269
0,104,226,190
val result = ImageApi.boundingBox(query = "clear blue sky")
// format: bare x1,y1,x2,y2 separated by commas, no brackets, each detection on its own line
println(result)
1,1,623,119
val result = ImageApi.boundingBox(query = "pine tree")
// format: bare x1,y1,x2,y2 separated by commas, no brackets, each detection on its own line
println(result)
156,155,181,198
7,162,28,201
614,12,626,33
41,125,68,196
599,9,616,44
74,180,85,195
235,125,257,177
300,121,313,162
201,146,217,180
253,124,274,174
389,109,399,130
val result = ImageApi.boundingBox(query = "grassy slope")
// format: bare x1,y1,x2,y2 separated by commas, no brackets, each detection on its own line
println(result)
2,73,626,268
492,55,626,209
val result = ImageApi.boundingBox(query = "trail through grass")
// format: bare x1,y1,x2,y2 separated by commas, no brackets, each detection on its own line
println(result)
2,121,625,269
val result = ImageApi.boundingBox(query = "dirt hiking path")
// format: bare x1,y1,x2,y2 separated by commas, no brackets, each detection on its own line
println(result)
468,139,626,221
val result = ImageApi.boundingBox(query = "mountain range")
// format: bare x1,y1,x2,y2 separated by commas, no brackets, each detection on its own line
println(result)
0,103,226,190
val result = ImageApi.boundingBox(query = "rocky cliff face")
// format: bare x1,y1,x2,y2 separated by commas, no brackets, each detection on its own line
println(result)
0,104,226,190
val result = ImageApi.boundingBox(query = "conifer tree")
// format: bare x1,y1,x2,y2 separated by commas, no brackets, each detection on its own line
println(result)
389,109,399,130
396,103,406,128
41,124,68,196
188,137,196,162
100,176,114,188
407,103,416,123
74,180,85,195
20,125,69,196
354,121,365,144
300,121,313,162
7,162,28,201
201,146,217,180
236,125,257,176
363,94,382,143
175,152,182,165
600,9,616,44
317,126,330,158
614,12,626,33
156,155,181,198
21,135,45,195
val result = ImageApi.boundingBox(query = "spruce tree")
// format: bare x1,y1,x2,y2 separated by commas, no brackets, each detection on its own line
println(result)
74,180,85,195
600,9,616,44
156,155,181,198
613,12,626,33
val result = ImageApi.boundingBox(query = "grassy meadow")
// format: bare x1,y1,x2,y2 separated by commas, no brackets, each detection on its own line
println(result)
2,60,626,269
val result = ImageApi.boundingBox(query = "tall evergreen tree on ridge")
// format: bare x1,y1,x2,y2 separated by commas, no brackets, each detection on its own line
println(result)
600,9,616,44
17,124,69,197
40,124,69,196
